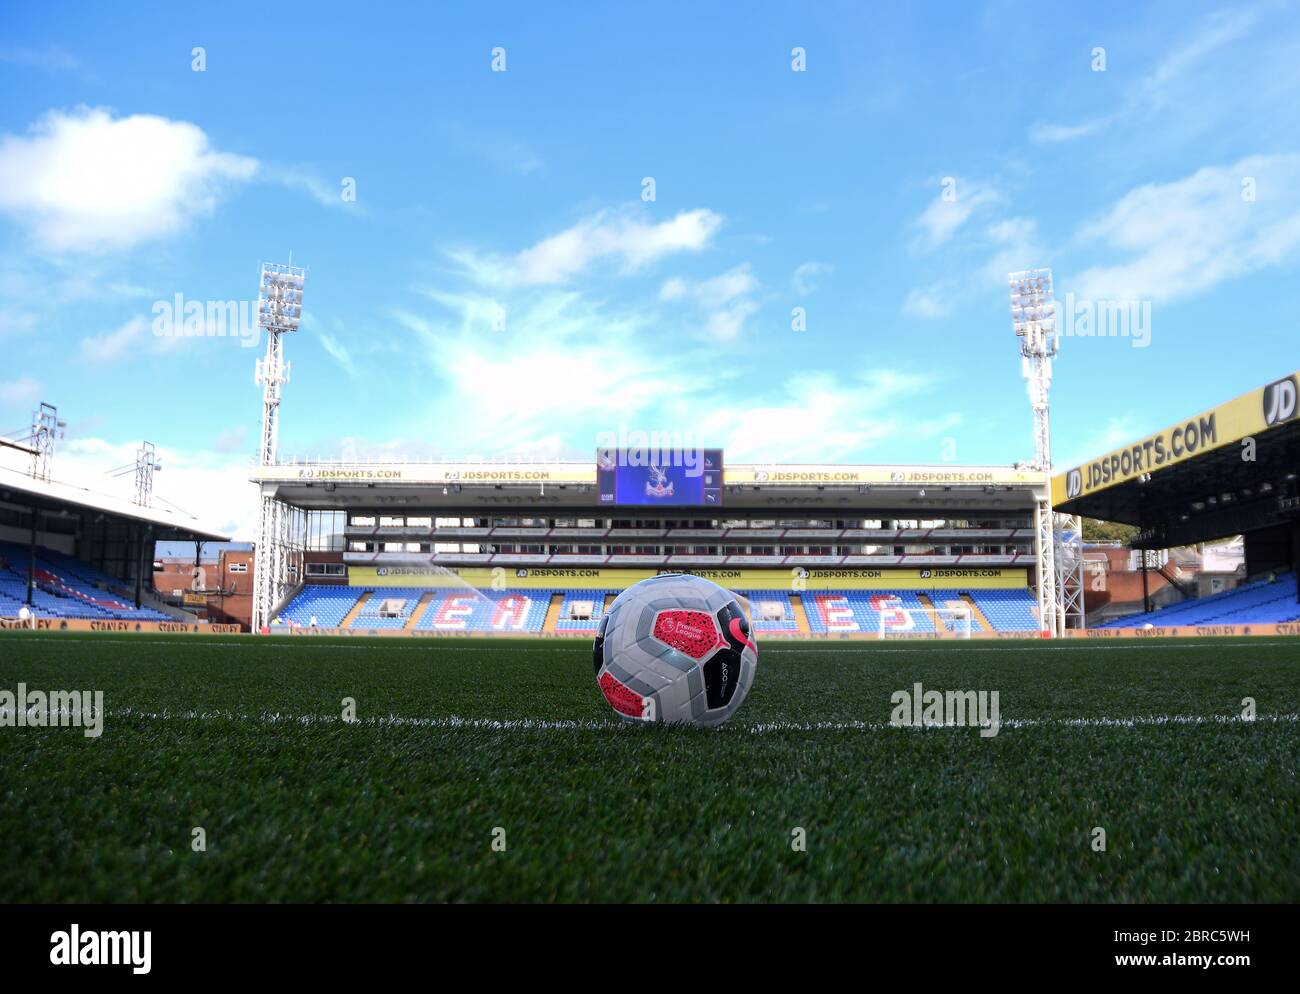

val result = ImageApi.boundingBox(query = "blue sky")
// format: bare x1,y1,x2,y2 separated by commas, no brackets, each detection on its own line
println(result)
2,1,1299,536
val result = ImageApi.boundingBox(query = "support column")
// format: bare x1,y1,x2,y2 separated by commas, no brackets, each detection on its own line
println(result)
1141,552,1151,614
26,507,38,606
1291,522,1300,604
134,526,148,609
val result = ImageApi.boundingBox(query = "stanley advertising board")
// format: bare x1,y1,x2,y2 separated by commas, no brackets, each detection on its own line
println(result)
1052,372,1300,506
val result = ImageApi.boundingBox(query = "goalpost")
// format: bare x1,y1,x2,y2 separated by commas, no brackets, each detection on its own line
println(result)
877,606,973,640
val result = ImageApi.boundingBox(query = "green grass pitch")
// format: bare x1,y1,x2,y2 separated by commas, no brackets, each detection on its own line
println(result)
1,631,1297,902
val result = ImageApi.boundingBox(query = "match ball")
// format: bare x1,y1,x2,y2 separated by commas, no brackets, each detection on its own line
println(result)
593,573,758,727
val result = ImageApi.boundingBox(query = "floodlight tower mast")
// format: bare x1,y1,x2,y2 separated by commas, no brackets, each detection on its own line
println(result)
252,262,307,632
134,442,160,507
1008,268,1084,635
29,403,66,482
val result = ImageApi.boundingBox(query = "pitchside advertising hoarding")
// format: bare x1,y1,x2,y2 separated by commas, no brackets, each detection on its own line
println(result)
596,448,723,506
348,565,1029,590
1052,371,1300,505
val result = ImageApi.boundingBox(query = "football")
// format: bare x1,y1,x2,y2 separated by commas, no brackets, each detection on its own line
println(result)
593,573,758,726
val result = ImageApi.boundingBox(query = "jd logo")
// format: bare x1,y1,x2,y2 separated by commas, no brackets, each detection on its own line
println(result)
1263,376,1297,426
919,569,932,579
1066,468,1083,498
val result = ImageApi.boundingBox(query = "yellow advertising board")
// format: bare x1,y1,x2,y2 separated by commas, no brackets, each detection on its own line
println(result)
348,565,1029,591
256,462,1045,488
724,466,1045,486
1052,372,1299,505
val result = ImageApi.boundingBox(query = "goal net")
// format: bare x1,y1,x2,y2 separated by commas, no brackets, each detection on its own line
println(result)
877,606,972,640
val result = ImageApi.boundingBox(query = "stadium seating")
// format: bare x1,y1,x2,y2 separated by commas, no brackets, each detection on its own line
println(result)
554,590,612,632
278,585,363,628
804,590,938,634
412,589,547,633
738,590,799,633
968,589,1040,632
0,541,171,622
280,585,549,633
1100,572,1300,628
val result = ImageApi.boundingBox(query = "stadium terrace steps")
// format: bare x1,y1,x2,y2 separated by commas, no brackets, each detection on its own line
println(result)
405,591,436,630
917,593,947,632
788,594,811,636
542,592,566,634
340,591,372,628
959,593,994,633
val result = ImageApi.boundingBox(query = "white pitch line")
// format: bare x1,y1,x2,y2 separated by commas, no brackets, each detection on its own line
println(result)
94,706,1300,734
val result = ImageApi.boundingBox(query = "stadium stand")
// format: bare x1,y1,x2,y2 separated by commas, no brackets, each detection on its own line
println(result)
1099,572,1300,628
275,583,1046,636
801,588,1040,634
805,590,938,634
280,585,550,633
0,540,171,621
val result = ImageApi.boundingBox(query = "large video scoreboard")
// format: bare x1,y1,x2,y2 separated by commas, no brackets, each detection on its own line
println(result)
596,449,724,507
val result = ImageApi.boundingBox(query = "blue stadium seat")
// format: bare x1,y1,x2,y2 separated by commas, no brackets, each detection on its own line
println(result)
0,540,171,622
738,590,799,632
968,589,1040,632
1100,572,1299,627
554,590,611,632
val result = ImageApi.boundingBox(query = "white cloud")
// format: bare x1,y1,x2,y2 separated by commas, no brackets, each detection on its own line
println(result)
658,264,761,340
1067,154,1300,302
912,181,1000,250
373,276,970,466
0,46,81,73
1058,416,1140,470
0,107,258,251
0,375,42,409
1029,118,1109,144
402,288,706,455
264,166,350,208
212,425,248,454
697,370,951,462
791,261,831,294
78,316,151,362
0,310,38,337
902,285,952,319
1030,8,1261,144
317,330,357,376
451,207,724,287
